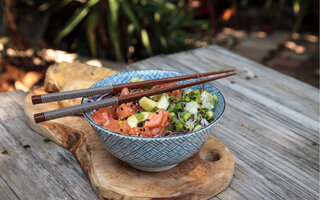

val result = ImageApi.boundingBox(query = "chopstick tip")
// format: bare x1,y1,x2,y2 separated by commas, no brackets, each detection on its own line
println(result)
34,113,45,123
32,95,42,105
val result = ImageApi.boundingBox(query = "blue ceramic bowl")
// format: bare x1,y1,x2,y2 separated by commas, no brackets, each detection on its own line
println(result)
83,70,225,172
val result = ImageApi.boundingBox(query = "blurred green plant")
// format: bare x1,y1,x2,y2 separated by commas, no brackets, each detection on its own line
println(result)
39,0,211,61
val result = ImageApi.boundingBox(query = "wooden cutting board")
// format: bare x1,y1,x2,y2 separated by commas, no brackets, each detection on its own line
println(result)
24,87,234,200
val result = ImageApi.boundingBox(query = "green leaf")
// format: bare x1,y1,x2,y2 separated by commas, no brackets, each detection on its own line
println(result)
293,0,309,32
120,0,141,30
38,0,60,11
86,12,99,57
54,0,100,44
141,29,152,55
54,0,73,11
108,0,122,61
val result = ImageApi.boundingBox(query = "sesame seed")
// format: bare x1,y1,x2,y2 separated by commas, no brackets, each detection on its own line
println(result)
143,128,145,131
167,117,170,120
140,128,142,131
120,107,123,110
146,119,150,121
120,129,123,131
156,112,159,114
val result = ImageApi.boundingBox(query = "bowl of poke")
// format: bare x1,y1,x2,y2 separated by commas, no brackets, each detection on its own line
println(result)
82,69,225,172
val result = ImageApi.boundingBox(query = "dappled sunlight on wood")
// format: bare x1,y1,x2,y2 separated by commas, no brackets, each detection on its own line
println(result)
250,31,267,38
38,49,78,63
303,34,318,43
222,27,247,38
285,41,306,54
84,59,103,67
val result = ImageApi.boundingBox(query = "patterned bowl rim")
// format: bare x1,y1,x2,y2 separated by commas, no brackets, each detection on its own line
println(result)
82,69,225,141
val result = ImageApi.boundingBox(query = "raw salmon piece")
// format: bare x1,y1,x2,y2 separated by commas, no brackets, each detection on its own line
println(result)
144,109,165,128
116,103,138,120
91,106,117,125
104,120,131,135
129,127,152,137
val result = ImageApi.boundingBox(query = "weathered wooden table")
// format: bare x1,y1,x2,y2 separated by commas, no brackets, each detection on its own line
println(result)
0,45,318,200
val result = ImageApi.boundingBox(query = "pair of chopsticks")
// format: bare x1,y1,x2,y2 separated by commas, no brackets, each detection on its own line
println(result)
33,70,235,123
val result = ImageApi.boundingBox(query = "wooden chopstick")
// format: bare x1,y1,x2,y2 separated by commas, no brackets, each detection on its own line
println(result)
34,72,235,123
31,70,234,104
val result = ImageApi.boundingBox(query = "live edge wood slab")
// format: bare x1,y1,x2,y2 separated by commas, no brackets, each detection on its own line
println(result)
24,87,234,200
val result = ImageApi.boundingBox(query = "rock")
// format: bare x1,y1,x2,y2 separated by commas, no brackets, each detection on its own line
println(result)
58,80,96,108
44,62,117,92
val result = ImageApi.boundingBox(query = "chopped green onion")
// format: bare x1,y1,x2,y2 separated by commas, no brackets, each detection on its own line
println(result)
151,106,159,112
213,94,218,105
135,113,145,121
169,96,179,103
196,116,201,122
118,121,123,125
167,108,174,112
188,91,196,99
183,112,192,122
175,123,184,131
167,125,174,131
206,110,214,120
170,112,175,117
185,121,194,131
174,102,183,112
172,117,180,124
195,89,201,95
193,125,203,131
163,131,172,137
151,94,162,101
184,96,191,102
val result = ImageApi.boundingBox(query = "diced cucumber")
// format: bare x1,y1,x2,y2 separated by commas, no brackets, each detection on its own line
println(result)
151,94,162,101
157,93,169,110
127,115,138,128
129,77,145,83
139,97,158,112
127,112,150,127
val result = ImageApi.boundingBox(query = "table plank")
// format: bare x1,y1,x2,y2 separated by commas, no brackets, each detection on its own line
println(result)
123,45,319,199
0,91,98,200
0,45,318,200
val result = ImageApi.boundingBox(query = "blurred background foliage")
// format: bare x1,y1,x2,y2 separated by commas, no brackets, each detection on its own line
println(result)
0,0,319,92
1,0,318,62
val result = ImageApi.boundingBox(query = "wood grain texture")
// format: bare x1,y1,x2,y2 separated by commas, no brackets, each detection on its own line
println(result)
0,91,98,200
24,88,234,200
123,45,319,199
1,45,319,199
